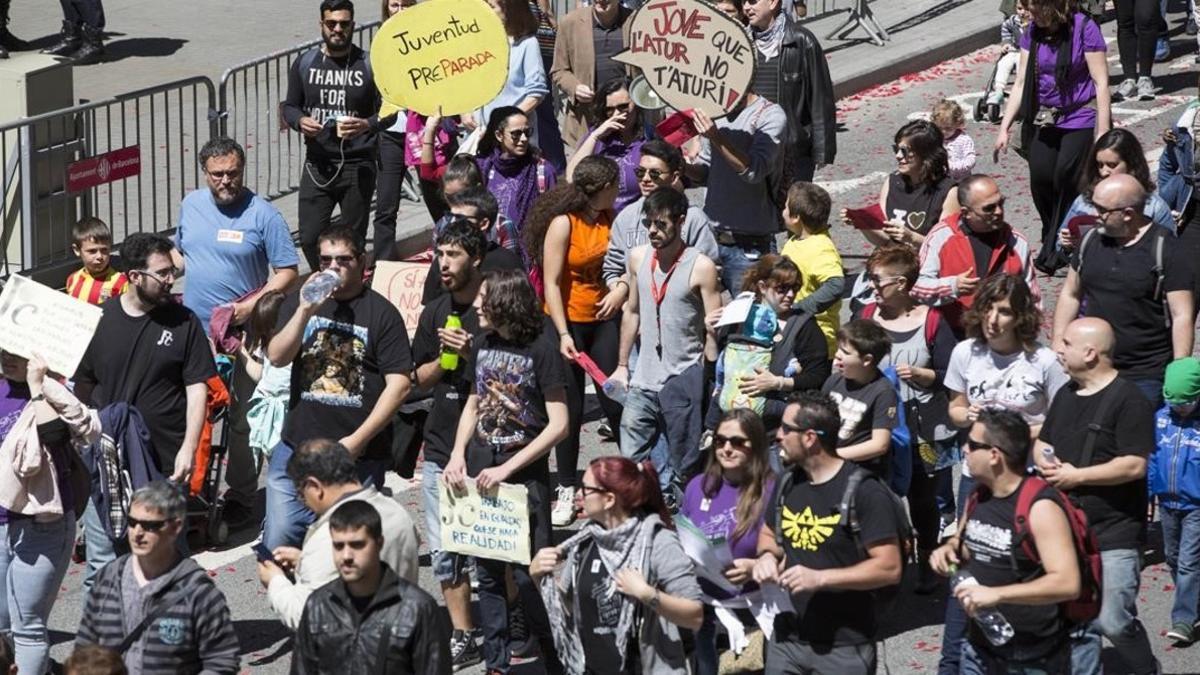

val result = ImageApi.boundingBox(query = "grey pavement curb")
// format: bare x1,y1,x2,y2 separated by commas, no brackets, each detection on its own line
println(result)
832,23,1002,100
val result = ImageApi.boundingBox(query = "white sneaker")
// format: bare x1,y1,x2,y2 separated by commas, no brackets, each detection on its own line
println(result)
551,485,576,527
1113,78,1136,101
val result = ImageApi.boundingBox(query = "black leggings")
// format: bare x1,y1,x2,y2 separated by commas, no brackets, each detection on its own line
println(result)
557,317,624,488
1028,125,1093,249
908,464,949,552
1115,0,1163,79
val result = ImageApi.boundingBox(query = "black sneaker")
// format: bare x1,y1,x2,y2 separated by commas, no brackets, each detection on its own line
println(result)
221,500,256,530
508,601,538,659
450,630,482,671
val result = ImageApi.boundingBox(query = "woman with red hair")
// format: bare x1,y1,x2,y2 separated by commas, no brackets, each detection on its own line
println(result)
531,457,703,674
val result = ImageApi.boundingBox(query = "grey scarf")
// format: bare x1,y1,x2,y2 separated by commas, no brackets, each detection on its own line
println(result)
539,514,663,675
752,15,787,60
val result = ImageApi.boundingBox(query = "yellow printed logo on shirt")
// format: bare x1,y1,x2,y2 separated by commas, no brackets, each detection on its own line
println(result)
781,506,842,552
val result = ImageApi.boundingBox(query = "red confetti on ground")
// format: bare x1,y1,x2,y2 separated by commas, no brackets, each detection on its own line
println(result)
207,570,218,577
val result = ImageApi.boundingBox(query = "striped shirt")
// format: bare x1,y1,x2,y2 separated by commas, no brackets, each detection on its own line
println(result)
65,266,128,305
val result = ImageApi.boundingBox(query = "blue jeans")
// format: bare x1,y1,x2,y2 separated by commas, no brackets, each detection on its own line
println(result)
960,639,1071,675
620,364,705,496
937,472,977,675
81,500,117,592
1131,376,1164,409
0,515,75,675
717,239,776,295
695,605,719,675
1069,548,1159,675
1161,506,1200,627
262,440,387,550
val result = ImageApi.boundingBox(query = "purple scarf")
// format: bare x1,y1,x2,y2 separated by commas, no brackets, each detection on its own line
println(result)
480,149,543,227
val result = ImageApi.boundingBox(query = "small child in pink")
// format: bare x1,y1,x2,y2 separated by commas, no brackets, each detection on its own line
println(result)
932,99,976,182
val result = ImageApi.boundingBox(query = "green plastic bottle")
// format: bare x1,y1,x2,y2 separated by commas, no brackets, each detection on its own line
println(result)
440,313,462,371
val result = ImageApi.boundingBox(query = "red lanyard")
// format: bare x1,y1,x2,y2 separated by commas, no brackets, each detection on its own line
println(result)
648,249,685,356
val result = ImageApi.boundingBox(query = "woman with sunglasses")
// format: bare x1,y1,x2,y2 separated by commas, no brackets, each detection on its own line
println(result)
566,77,649,214
477,106,558,232
681,409,775,675
844,120,958,250
857,244,958,593
936,273,1069,675
525,156,624,526
0,350,95,674
531,456,704,675
705,255,831,434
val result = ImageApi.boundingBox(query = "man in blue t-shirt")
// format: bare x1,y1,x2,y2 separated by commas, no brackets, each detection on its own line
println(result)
174,136,300,528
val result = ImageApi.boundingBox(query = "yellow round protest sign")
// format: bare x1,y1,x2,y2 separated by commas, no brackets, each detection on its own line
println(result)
371,0,510,116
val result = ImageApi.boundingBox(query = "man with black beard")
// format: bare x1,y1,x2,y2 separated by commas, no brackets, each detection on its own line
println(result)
282,0,388,270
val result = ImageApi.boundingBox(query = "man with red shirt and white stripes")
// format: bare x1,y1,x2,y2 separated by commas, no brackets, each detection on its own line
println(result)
910,174,1040,336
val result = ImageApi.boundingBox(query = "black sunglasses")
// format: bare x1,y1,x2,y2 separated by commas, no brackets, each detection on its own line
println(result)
892,144,915,159
127,516,170,533
634,167,668,181
713,434,751,450
506,128,533,141
318,254,357,267
779,421,824,436
323,19,354,30
966,439,1002,454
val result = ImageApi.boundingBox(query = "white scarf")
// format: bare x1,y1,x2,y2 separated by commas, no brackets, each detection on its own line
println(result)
753,14,787,60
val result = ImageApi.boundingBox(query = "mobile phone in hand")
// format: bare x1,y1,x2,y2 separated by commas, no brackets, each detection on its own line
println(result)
253,543,274,563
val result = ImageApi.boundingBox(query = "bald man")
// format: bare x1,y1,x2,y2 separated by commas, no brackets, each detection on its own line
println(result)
1036,316,1159,675
911,174,1040,336
1053,173,1195,408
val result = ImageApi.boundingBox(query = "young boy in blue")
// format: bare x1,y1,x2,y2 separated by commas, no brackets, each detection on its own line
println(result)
1149,357,1200,645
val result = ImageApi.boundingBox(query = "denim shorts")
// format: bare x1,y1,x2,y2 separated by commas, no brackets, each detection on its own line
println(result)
421,460,471,584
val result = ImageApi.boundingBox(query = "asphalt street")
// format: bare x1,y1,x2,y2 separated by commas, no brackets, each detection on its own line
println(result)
20,5,1200,675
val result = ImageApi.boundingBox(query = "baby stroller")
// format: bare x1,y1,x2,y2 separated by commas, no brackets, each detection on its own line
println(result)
974,57,1009,125
185,368,232,548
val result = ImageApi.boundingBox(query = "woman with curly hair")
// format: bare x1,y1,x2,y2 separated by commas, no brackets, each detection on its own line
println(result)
477,106,558,231
936,273,1069,674
525,155,624,526
443,268,568,675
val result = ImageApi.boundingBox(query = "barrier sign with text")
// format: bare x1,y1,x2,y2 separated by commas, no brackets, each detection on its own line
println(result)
66,145,141,193
370,0,509,116
0,275,102,378
613,0,755,118
375,256,431,339
439,479,531,565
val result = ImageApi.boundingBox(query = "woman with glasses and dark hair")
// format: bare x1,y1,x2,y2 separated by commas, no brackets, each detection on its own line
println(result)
681,408,776,675
525,156,625,526
704,255,830,434
531,455,704,675
936,273,1069,674
856,244,958,594
566,77,649,213
442,268,568,675
0,350,94,674
477,106,558,232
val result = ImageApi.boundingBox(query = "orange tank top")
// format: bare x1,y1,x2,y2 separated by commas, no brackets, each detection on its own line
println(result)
550,211,611,323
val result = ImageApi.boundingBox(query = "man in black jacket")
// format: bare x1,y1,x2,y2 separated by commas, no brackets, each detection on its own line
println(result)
743,0,836,182
281,0,387,270
293,500,450,675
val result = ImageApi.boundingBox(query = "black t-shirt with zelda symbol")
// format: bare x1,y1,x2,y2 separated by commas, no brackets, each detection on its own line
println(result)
764,462,899,646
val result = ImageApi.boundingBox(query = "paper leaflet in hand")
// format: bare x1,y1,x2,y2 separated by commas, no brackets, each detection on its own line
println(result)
674,514,738,595
1066,214,1100,239
657,109,699,147
845,203,887,230
716,292,756,327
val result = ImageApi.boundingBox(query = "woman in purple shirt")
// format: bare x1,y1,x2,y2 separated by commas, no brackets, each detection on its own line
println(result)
995,0,1110,274
565,77,648,214
680,408,776,675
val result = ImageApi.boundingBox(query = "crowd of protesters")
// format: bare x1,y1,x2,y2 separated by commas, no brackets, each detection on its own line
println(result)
6,0,1200,673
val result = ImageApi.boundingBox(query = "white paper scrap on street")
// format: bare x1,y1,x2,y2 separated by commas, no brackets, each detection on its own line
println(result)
675,514,738,594
716,291,756,327
0,275,102,378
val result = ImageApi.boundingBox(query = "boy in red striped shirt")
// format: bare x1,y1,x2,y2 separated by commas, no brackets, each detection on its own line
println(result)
64,217,127,304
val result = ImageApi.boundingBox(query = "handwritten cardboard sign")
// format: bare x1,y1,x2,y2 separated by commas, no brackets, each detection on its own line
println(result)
370,0,510,116
374,257,431,339
613,0,755,118
439,479,531,565
0,275,102,378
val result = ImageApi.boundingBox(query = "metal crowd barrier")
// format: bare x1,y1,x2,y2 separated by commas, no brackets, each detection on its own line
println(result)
217,20,382,202
0,77,218,282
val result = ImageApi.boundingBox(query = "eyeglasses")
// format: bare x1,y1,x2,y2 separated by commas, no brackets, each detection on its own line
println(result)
866,274,904,289
892,144,915,159
772,283,800,295
713,434,752,450
127,516,170,533
634,167,668,182
604,102,633,116
643,217,675,231
966,439,1002,453
1093,203,1132,219
137,268,177,285
318,254,357,268
323,19,354,30
779,421,824,436
578,483,609,497
506,128,532,141
205,169,242,181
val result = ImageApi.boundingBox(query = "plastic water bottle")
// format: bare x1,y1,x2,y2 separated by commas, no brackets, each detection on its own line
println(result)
951,567,1014,646
301,269,340,304
440,313,462,371
601,378,627,405
1041,446,1059,466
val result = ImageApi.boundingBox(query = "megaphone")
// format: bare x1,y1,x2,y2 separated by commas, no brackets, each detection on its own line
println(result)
629,75,666,111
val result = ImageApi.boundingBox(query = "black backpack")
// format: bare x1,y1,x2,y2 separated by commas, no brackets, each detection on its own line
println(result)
772,466,918,604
